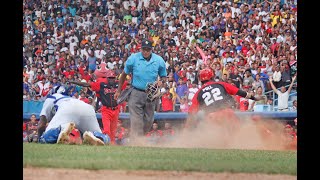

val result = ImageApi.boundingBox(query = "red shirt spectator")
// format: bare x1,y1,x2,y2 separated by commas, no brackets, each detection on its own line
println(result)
79,91,89,104
146,122,163,137
161,88,174,112
82,70,91,83
235,95,249,111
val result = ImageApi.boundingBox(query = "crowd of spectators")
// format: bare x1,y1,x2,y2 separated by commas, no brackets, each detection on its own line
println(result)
23,0,298,112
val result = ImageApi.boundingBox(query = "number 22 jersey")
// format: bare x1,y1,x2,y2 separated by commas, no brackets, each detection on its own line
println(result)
189,81,240,113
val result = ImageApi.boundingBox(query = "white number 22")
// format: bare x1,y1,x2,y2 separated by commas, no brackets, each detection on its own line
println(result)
202,88,223,106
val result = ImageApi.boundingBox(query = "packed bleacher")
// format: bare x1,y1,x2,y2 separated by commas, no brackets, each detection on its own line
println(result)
23,0,297,113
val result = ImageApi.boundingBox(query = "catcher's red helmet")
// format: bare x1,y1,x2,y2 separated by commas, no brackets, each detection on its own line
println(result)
106,70,116,78
69,128,82,145
199,68,214,81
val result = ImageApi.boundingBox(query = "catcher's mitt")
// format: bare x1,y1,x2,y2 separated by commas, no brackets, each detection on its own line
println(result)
145,81,162,102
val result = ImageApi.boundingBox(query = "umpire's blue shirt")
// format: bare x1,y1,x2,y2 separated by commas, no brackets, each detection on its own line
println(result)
124,52,167,90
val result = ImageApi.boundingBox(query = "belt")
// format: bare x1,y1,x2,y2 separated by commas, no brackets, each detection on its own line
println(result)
133,87,145,92
106,106,118,110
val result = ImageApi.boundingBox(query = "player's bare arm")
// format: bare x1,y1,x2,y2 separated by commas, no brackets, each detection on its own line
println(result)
37,115,48,139
235,88,261,101
114,71,128,100
68,80,91,87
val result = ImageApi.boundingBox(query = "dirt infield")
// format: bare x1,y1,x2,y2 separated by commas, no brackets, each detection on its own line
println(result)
24,167,296,180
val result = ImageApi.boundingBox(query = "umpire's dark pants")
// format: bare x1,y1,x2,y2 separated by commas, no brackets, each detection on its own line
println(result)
128,88,156,137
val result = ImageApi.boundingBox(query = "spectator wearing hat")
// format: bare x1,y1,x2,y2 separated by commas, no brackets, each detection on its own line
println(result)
115,38,167,140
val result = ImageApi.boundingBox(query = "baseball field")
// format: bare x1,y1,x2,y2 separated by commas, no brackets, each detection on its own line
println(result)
23,143,297,180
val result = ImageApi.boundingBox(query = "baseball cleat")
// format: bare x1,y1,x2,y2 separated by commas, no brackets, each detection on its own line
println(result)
57,122,76,144
83,131,105,146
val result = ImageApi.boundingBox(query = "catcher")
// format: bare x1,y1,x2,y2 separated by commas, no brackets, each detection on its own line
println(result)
37,86,110,145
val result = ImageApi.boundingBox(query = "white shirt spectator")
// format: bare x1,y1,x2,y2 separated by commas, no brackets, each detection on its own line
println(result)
69,41,77,54
222,1,231,6
276,34,284,43
261,55,269,62
37,81,50,96
188,87,199,102
81,48,90,59
60,47,69,52
130,0,136,7
231,7,241,18
273,70,282,82
123,0,130,10
142,0,150,8
83,20,92,30
186,71,196,83
252,24,261,33
69,35,79,44
35,10,42,18
77,21,85,29
168,25,177,33
90,34,97,41
27,70,35,83
276,90,289,110
255,36,263,44
95,49,107,60
107,61,115,70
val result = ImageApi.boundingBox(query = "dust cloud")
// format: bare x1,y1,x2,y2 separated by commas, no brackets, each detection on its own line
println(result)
127,114,296,151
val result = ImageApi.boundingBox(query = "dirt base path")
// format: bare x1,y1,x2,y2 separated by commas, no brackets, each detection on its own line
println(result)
23,167,296,180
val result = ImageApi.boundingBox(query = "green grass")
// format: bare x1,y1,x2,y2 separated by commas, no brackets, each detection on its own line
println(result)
23,143,297,175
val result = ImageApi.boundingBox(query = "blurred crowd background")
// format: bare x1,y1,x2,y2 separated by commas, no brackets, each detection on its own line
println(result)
23,0,297,113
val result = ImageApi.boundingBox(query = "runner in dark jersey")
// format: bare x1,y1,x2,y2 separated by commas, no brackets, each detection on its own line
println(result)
186,68,259,129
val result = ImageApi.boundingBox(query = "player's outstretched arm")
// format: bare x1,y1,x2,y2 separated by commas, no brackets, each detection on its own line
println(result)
115,71,128,100
37,115,47,140
68,80,91,87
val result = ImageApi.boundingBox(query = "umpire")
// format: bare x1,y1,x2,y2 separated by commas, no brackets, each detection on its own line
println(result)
114,39,167,139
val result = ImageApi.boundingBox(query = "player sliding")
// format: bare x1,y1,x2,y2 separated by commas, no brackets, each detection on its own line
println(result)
186,68,262,131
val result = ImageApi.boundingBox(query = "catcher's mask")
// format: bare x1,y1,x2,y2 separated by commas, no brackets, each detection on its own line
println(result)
145,81,162,102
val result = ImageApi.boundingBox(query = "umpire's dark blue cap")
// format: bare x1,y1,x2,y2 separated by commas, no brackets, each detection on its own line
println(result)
141,39,153,49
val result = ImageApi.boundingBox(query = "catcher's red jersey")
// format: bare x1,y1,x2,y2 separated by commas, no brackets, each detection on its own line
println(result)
189,81,239,113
